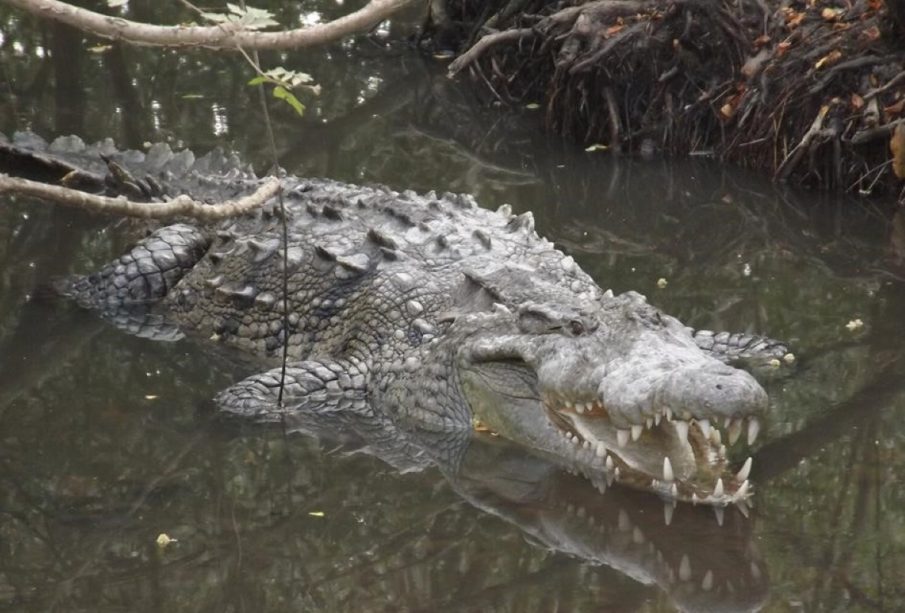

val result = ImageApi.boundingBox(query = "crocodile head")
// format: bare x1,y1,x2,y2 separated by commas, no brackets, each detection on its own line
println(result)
455,291,766,505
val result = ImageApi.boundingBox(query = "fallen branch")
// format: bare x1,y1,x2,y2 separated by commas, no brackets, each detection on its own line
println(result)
3,0,415,50
0,174,280,220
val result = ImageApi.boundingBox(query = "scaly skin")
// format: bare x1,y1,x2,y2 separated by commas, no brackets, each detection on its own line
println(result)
2,132,792,505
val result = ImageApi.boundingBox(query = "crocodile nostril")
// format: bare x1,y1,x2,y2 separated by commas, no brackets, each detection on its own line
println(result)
716,384,724,390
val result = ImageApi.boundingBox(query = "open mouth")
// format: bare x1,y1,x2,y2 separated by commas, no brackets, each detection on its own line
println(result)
540,395,759,507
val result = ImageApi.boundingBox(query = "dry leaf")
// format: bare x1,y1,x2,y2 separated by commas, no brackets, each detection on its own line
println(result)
776,41,793,57
862,25,881,40
851,92,864,110
606,24,625,36
884,98,905,118
754,34,771,46
891,123,905,180
783,9,805,28
821,7,843,20
815,49,843,70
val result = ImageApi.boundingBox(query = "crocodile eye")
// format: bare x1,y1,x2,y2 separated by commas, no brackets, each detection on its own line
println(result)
567,320,585,336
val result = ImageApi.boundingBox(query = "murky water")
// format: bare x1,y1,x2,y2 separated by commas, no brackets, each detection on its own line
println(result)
2,2,905,611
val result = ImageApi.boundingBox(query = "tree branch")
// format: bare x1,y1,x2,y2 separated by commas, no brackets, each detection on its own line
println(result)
0,174,280,220
3,0,417,50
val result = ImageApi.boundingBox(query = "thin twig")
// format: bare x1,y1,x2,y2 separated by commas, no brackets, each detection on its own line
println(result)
0,174,280,220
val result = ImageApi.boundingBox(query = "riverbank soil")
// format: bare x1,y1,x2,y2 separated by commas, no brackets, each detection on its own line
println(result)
432,0,905,203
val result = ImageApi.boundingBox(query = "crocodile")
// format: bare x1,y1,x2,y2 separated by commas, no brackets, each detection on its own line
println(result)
0,132,790,506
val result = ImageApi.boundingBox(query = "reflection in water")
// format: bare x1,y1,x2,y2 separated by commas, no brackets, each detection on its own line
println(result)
1,1,905,610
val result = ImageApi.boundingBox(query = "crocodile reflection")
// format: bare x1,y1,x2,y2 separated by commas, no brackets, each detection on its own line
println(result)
246,402,769,612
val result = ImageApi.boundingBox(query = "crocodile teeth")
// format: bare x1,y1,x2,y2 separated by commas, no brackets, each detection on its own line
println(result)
645,417,653,429
698,419,711,439
702,570,714,591
606,456,615,472
713,478,725,498
736,457,753,481
617,429,630,447
595,442,607,458
664,502,675,526
575,404,584,414
670,482,678,499
663,457,674,482
674,420,689,442
713,506,725,526
631,424,643,441
727,419,742,445
654,412,661,426
735,479,750,499
710,428,722,445
747,418,761,444
679,555,692,581
664,407,672,421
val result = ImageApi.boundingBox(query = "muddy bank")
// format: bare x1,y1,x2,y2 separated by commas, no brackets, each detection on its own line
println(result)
430,0,905,203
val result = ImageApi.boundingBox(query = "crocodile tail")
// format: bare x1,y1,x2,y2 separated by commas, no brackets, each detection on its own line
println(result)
56,223,210,309
0,131,258,201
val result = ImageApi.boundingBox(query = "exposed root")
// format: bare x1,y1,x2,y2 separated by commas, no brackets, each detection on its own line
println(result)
438,0,905,202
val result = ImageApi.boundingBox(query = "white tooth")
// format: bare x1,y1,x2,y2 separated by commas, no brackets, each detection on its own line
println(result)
665,407,673,421
633,527,644,544
674,420,689,442
576,404,584,414
735,480,750,499
617,429,630,447
664,503,675,526
631,424,643,441
699,419,711,439
584,402,593,413
713,478,725,498
670,483,678,499
618,509,631,531
645,417,653,429
614,467,621,480
654,412,661,426
692,493,700,505
595,442,607,458
663,457,674,482
606,456,615,471
583,440,591,450
702,570,714,591
565,400,573,409
711,428,722,445
681,411,692,420
736,457,753,481
714,506,725,526
728,419,742,445
724,417,732,428
679,555,692,581
750,562,761,580
737,499,750,518
747,418,761,444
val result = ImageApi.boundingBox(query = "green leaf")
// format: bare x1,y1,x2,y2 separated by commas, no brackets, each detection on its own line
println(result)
247,75,270,86
273,86,305,117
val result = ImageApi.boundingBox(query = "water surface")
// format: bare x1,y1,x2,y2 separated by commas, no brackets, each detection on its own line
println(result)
2,2,905,611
